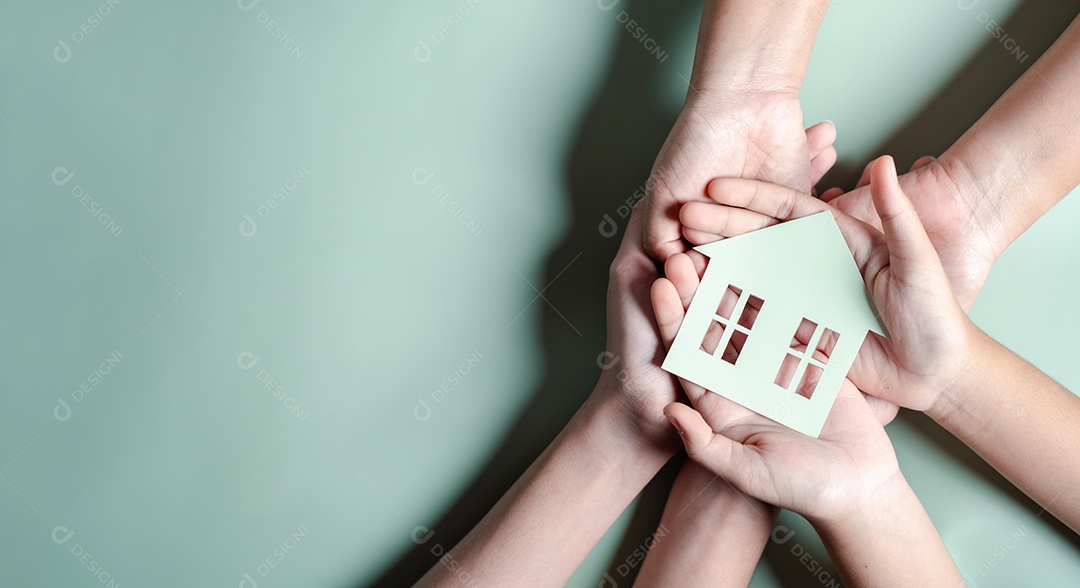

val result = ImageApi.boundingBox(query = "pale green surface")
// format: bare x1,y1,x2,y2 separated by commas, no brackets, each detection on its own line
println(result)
1,1,1077,586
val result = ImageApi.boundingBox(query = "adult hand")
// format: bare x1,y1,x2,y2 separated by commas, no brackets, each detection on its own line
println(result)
642,90,836,261
600,127,842,452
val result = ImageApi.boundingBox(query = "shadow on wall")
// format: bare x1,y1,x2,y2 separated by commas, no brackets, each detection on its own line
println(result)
372,0,1080,585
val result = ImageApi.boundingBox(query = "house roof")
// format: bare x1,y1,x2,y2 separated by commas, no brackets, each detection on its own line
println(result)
694,211,888,337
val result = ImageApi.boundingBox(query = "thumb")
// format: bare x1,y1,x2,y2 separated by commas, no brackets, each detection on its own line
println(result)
869,156,938,276
664,403,750,482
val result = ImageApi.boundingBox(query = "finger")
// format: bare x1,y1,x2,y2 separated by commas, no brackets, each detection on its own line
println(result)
680,201,779,238
651,278,685,350
869,156,939,275
643,188,689,261
810,146,838,187
619,202,647,251
862,392,900,426
706,177,831,222
855,159,874,190
682,227,725,247
686,250,708,278
664,403,755,485
819,187,844,202
910,155,936,172
663,252,699,310
805,120,837,157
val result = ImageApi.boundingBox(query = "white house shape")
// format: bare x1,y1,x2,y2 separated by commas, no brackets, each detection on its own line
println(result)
661,211,887,438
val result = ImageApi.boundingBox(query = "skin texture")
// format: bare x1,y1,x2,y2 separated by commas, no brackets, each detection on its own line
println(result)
642,0,834,261
416,126,840,587
417,8,1080,587
660,158,963,586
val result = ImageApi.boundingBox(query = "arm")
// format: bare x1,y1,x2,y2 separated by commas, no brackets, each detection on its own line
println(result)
634,462,777,587
827,14,1080,306
688,0,829,95
643,0,834,260
417,390,673,586
929,329,1080,530
663,157,971,585
944,12,1080,249
418,207,681,586
634,124,844,587
811,474,961,587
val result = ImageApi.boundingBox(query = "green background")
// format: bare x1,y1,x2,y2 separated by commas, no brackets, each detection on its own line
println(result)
2,0,1079,586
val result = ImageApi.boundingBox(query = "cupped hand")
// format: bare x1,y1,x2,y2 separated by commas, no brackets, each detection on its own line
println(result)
651,249,901,520
598,127,841,451
679,157,974,413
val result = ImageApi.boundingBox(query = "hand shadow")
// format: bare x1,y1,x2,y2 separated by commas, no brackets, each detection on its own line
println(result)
371,0,1080,585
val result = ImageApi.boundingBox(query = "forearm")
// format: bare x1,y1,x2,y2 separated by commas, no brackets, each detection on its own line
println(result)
812,474,961,587
416,390,674,587
943,14,1080,254
689,0,831,96
930,326,1080,531
635,461,777,587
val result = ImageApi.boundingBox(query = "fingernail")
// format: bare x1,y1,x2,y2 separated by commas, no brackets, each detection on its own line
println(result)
666,413,684,436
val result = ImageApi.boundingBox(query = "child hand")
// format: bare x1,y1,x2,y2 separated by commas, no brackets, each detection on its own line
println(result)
663,376,902,520
679,156,976,415
653,253,902,519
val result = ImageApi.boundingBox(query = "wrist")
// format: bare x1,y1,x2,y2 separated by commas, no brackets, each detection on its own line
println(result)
808,470,912,535
925,323,994,427
580,380,680,468
935,147,1013,261
688,0,827,99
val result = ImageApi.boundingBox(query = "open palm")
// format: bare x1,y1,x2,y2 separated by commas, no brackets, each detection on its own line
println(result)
678,157,972,412
652,251,900,519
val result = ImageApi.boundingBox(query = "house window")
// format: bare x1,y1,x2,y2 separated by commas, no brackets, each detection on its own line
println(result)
773,318,840,399
699,285,764,366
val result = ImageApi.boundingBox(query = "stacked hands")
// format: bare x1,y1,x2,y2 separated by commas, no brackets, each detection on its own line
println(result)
651,149,973,521
420,4,1080,586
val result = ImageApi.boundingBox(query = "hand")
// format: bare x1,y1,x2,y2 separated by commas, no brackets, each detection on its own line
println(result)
679,157,975,413
652,248,901,520
822,154,998,310
598,126,841,452
642,90,836,260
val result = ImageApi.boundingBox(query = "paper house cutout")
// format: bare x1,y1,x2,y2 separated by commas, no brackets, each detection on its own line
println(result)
661,212,887,437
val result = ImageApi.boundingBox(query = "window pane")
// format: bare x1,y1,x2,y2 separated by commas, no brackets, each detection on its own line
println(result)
716,285,742,319
700,320,726,355
791,317,818,350
737,295,764,329
774,353,800,389
815,328,840,363
796,363,824,399
722,330,747,365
